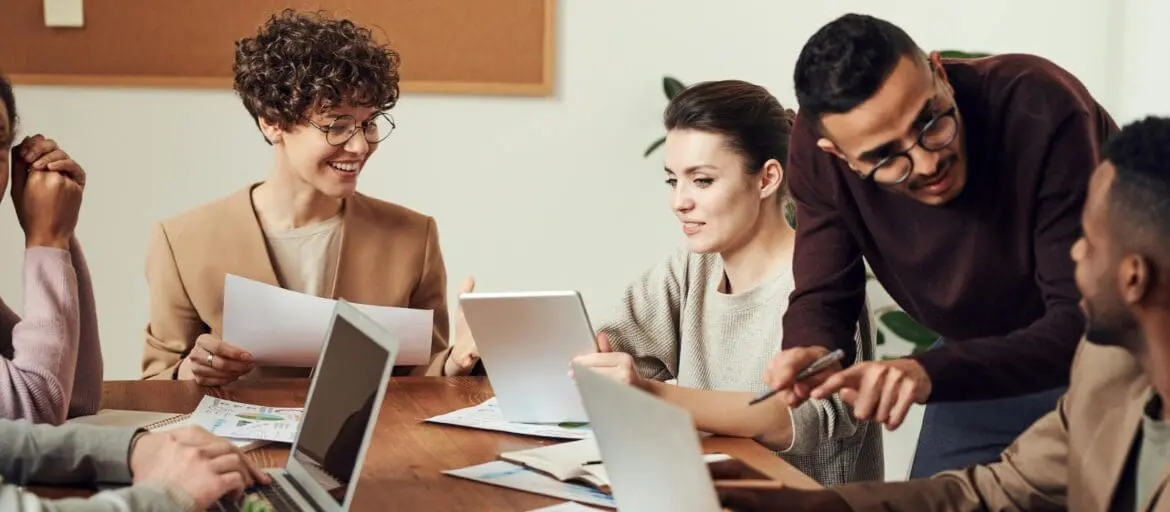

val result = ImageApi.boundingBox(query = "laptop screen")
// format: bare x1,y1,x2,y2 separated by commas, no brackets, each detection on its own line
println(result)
291,312,390,504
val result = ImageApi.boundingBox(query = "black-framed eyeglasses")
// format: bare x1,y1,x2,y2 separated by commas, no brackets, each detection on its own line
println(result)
306,112,396,147
860,105,958,186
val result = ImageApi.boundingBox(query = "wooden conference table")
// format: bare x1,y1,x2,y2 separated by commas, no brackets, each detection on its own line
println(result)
31,377,818,509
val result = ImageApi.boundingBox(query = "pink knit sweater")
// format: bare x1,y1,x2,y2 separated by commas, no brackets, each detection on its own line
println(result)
0,238,102,424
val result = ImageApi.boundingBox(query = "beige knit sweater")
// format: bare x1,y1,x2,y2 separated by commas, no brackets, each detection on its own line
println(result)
597,249,883,485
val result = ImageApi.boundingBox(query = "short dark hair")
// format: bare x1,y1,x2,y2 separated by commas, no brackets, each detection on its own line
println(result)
0,72,16,143
664,80,795,185
1104,116,1170,266
793,13,924,126
233,9,401,143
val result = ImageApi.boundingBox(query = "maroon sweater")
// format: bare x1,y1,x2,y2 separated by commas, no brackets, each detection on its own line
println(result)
783,54,1118,402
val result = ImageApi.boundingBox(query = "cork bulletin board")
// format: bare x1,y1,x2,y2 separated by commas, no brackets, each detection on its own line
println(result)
0,0,556,96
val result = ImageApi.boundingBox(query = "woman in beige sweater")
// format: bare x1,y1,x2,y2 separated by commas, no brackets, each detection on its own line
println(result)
572,80,883,485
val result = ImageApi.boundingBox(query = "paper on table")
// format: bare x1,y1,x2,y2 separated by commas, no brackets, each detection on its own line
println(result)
425,397,593,440
67,407,272,452
222,273,432,367
528,501,605,511
500,439,607,487
443,460,616,509
189,395,303,443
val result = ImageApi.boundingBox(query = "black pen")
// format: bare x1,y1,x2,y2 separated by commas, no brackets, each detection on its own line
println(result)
748,349,845,405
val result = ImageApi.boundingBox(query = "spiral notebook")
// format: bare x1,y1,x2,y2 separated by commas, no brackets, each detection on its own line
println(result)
67,408,270,452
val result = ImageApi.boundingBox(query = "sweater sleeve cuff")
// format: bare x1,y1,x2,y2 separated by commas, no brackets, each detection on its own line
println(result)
22,246,75,309
90,426,140,484
777,399,821,455
909,347,957,401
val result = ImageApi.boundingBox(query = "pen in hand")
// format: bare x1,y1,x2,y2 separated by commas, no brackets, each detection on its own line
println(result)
748,349,845,406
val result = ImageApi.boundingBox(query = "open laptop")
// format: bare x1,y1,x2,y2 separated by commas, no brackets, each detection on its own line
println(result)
459,290,598,423
213,299,399,512
571,362,755,512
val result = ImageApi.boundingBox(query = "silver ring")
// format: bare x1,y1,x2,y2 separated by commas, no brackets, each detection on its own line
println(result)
206,352,214,367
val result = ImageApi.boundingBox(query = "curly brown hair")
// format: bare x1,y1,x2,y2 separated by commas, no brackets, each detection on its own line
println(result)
233,9,401,141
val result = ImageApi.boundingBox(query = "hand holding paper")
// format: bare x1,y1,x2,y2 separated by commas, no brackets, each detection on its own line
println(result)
221,274,433,367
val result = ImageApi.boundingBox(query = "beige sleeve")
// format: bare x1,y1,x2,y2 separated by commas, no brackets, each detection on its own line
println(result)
596,251,687,381
413,217,451,376
141,223,204,380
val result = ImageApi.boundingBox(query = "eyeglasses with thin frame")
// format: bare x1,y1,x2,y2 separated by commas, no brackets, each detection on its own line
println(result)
860,105,959,186
305,112,396,147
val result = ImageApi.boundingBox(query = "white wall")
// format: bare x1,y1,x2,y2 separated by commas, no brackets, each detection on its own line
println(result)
2,0,1125,481
1114,0,1170,124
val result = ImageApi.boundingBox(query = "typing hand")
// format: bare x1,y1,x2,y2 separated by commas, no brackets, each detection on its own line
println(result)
444,276,480,376
806,358,931,430
186,333,255,386
129,425,271,508
762,346,841,407
10,135,85,250
570,332,646,390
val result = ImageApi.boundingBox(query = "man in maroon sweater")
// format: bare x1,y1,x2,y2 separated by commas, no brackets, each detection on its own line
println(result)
762,13,1118,476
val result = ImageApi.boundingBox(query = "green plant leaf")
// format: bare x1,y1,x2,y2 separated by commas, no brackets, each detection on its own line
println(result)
878,310,939,347
876,329,885,346
937,50,992,59
783,200,796,229
644,136,666,158
663,76,685,99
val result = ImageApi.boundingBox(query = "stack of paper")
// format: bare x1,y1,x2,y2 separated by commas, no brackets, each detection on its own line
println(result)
187,395,303,443
425,398,593,440
499,439,609,490
443,460,616,509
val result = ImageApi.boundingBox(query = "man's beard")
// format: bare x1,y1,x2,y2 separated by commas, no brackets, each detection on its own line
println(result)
1084,299,1138,348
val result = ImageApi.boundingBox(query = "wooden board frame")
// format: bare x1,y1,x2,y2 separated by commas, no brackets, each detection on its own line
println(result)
2,0,556,97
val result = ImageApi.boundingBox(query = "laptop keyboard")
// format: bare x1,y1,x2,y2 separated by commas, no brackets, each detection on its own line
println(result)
208,481,300,512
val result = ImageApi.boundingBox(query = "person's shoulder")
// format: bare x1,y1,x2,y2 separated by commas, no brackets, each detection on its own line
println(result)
349,192,435,231
156,185,254,239
954,53,1101,117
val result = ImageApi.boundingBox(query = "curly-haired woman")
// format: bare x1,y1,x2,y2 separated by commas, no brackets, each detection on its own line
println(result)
140,10,472,384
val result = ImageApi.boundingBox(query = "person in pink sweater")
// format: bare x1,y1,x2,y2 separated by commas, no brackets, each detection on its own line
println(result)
0,73,102,424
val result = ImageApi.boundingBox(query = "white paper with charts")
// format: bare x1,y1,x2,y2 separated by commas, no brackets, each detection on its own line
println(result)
221,273,433,367
425,397,594,440
190,395,303,443
443,460,616,509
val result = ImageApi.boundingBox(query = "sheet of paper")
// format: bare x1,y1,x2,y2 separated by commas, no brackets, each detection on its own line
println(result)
528,502,605,511
443,461,615,509
189,395,303,443
500,438,602,481
426,398,593,440
222,273,432,367
152,415,271,452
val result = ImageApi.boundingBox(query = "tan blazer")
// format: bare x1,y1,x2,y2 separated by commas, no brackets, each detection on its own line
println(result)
831,339,1168,511
141,185,451,380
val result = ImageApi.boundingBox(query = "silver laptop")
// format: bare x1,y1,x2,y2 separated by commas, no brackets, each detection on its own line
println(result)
458,291,598,423
213,299,399,511
571,362,722,512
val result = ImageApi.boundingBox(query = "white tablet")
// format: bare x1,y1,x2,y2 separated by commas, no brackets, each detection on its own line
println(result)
458,290,599,424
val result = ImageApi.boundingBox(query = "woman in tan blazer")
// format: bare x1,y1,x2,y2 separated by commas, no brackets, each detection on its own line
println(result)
141,10,478,384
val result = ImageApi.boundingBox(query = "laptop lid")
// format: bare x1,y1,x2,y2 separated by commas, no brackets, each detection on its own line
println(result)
571,362,720,512
459,291,598,423
284,299,399,512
